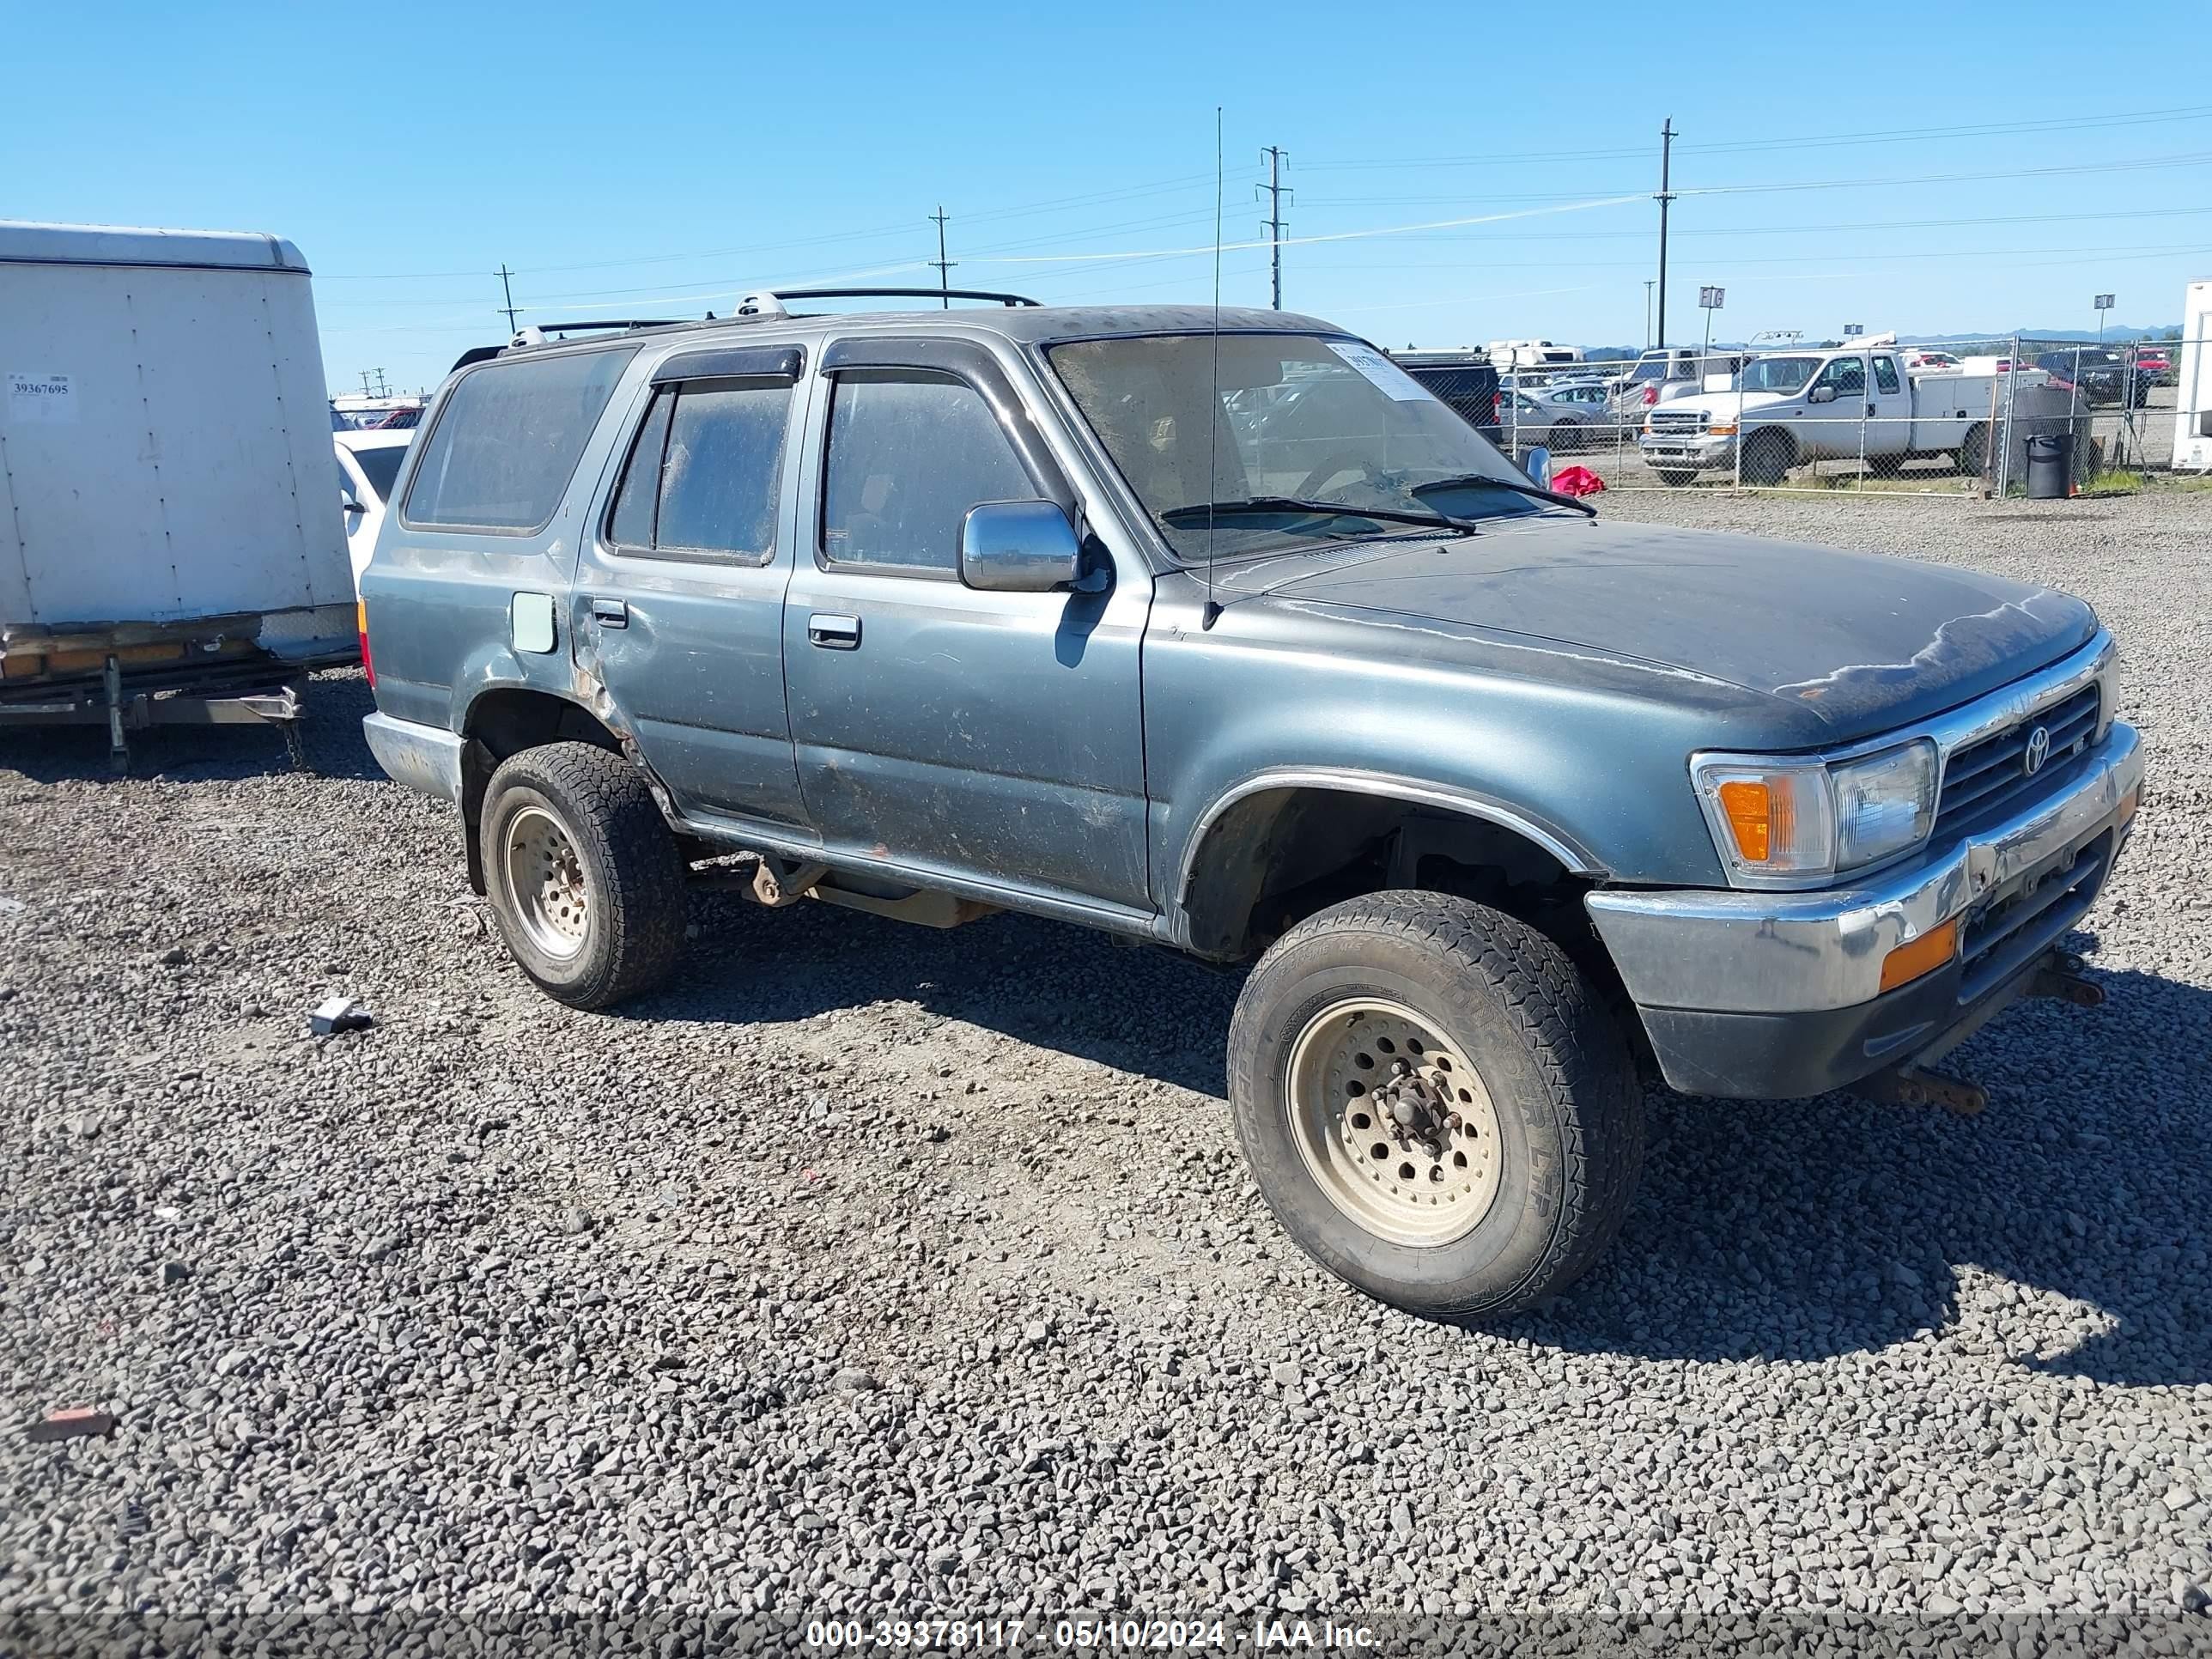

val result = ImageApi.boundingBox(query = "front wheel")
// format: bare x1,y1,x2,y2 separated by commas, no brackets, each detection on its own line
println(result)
1656,468,1697,488
1227,891,1643,1321
479,741,689,1009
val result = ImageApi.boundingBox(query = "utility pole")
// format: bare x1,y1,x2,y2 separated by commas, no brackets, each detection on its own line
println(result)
374,368,389,398
929,207,956,309
496,264,520,332
360,370,374,397
1644,281,1655,350
1257,146,1291,309
1655,118,1675,349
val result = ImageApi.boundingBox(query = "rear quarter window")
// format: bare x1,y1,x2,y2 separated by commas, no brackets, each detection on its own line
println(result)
404,348,636,532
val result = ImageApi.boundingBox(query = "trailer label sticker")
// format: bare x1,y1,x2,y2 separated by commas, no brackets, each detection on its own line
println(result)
7,372,78,425
1326,342,1429,402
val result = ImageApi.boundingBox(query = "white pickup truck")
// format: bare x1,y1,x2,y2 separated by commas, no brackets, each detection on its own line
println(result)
1638,335,2046,486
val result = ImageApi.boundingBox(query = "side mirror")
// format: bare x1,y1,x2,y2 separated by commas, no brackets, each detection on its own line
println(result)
341,492,366,516
960,500,1080,592
1808,384,1838,404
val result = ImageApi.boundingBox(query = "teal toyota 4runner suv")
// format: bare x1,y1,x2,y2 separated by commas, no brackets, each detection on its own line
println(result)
357,290,2143,1320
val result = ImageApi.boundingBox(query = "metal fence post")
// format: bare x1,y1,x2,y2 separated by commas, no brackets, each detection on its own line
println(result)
1996,334,2021,499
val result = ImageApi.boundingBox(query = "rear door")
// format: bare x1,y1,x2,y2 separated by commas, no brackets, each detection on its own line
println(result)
780,334,1152,914
569,343,809,828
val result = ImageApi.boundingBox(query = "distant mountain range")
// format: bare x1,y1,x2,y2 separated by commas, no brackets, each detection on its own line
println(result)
1569,325,2185,359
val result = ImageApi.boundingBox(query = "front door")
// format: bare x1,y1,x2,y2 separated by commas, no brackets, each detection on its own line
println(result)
1867,350,1913,466
1804,353,1867,461
780,337,1152,915
570,345,808,828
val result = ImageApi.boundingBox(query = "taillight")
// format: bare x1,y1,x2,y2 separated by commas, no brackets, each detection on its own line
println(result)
357,599,374,689
1643,386,1658,405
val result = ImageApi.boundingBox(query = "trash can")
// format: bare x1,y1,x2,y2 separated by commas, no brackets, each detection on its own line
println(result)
2026,433,2071,499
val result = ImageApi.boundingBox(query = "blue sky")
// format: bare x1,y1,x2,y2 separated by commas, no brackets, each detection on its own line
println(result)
8,0,2209,395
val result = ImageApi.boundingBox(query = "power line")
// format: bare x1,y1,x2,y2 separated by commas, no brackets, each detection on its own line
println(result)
1297,104,2212,173
1257,146,1291,308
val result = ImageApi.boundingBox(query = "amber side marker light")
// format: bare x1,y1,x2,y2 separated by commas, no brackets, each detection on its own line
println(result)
1879,918,1960,995
1716,778,1778,862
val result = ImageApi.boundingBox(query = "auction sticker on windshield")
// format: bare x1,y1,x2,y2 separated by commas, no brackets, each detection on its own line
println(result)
1326,342,1427,401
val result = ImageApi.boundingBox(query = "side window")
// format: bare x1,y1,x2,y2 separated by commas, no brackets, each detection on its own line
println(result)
1873,356,1902,395
1814,356,1867,396
820,372,1034,573
404,348,634,532
607,380,790,560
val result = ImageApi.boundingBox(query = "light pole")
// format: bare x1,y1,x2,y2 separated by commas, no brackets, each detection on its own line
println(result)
1698,285,1724,368
1644,281,1655,350
2094,292,2114,343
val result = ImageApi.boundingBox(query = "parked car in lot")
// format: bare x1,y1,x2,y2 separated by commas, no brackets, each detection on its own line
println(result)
1903,348,1962,370
360,294,2143,1321
334,428,412,592
2033,348,2148,408
1502,381,1626,450
2128,345,2174,386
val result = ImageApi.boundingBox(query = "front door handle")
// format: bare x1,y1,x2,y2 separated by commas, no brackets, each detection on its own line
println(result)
591,597,629,629
808,613,860,649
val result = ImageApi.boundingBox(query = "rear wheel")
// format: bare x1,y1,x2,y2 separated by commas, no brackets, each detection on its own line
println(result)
1741,429,1793,487
1547,420,1582,453
480,741,688,1009
1957,422,1990,478
1227,890,1643,1321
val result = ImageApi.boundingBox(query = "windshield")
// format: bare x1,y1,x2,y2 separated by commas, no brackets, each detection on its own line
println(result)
1047,332,1541,562
1738,356,1820,393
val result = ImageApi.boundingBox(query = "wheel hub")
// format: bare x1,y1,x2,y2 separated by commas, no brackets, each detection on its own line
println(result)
502,805,589,960
1285,999,1504,1248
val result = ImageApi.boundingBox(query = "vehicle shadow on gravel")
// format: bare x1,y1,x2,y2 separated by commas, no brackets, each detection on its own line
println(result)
1522,958,2211,1389
635,897,2209,1387
0,670,382,785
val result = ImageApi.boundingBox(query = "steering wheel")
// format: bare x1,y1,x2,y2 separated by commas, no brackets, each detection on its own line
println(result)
1293,454,1384,500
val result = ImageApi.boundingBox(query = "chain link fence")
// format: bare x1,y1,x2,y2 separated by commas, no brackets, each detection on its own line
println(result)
1487,333,2209,498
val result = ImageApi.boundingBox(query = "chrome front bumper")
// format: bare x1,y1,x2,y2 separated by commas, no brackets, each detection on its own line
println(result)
1585,720,2142,1017
1638,434,1733,465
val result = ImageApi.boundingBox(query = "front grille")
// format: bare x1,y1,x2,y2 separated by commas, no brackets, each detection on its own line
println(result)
1931,684,2100,842
1647,410,1704,432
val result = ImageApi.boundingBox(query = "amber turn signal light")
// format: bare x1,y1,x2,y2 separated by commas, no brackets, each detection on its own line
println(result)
1716,779,1776,862
1879,918,1960,994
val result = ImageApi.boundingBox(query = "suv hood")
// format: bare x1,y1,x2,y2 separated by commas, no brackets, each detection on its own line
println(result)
1217,515,2096,741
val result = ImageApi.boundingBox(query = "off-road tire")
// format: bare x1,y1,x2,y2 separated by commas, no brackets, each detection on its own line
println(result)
1957,422,1990,479
1741,428,1793,487
1227,890,1643,1322
479,741,688,1010
1656,468,1697,488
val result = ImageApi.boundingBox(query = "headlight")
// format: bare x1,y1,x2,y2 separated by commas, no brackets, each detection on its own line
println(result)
1692,740,1936,886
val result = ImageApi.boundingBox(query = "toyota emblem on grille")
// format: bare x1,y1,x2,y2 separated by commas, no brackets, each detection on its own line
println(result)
2022,724,2051,776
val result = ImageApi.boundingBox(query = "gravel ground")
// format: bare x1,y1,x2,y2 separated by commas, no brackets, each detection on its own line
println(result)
4,491,2209,1656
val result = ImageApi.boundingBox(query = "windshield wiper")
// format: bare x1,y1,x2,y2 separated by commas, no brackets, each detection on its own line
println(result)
1159,496,1477,534
1409,473,1596,519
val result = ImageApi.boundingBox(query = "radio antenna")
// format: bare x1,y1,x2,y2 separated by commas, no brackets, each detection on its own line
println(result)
1202,105,1224,630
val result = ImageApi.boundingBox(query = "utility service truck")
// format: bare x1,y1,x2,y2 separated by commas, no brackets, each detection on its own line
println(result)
1638,332,2052,487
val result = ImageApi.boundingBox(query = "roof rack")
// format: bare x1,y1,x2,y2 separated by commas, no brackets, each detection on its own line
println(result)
775,286,1040,308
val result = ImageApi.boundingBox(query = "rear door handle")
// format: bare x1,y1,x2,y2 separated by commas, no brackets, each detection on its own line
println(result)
808,613,860,649
591,597,629,629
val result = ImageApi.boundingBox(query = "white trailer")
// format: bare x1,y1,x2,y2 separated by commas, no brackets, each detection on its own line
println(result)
0,221,355,765
2173,278,2212,473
